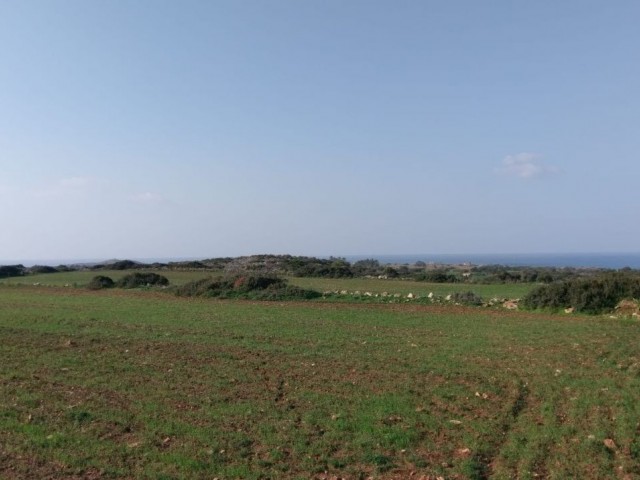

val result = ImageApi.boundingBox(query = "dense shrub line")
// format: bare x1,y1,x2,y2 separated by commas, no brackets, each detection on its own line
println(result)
174,275,322,300
116,273,169,288
522,273,640,314
87,273,170,290
3,255,640,288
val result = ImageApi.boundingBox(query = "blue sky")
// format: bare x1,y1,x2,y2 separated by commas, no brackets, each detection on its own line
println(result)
1,1,638,262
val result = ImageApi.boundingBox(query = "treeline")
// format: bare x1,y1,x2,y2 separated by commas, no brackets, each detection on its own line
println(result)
2,255,639,285
87,272,322,301
0,264,75,278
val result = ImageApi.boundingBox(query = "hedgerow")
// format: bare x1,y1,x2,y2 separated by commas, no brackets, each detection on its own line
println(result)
522,272,640,314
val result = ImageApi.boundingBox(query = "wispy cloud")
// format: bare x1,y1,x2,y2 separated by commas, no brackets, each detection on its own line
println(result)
496,153,560,179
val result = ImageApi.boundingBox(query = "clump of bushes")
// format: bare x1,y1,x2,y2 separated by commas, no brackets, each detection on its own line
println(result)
174,274,321,300
0,265,25,279
116,272,169,289
413,269,460,283
87,275,115,290
110,260,140,270
522,272,640,314
451,291,484,306
28,265,59,274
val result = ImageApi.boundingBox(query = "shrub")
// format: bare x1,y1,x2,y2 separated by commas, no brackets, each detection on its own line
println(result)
116,272,169,288
0,265,25,279
28,265,59,274
352,259,381,276
109,260,140,270
174,274,321,300
87,275,115,290
522,272,640,314
451,291,484,306
383,266,399,278
413,269,459,283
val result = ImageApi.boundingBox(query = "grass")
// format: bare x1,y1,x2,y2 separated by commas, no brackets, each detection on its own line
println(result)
1,286,639,479
1,270,209,287
3,270,534,299
287,276,532,299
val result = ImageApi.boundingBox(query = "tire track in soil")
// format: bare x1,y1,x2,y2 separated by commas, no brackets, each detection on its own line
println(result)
472,380,530,480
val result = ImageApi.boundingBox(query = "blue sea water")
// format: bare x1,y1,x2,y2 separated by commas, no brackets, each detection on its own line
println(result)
343,253,640,269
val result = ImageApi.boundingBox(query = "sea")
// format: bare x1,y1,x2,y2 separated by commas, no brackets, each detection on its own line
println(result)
3,253,640,269
342,253,640,269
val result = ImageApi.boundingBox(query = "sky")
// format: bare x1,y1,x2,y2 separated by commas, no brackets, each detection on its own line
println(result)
1,1,639,262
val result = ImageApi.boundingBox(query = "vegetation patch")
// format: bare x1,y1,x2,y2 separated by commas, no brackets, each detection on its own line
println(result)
115,272,170,288
174,274,322,300
451,291,484,306
87,275,115,290
0,264,25,279
522,272,640,314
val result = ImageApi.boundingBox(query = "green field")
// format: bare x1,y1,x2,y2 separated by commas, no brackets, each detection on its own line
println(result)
288,276,532,300
1,285,639,479
0,270,210,288
1,270,533,299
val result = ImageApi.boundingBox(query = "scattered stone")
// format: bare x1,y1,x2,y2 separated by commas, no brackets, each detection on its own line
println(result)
604,438,617,450
503,299,519,310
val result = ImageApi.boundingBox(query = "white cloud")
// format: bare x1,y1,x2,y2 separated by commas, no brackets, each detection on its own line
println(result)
131,192,164,204
496,153,559,179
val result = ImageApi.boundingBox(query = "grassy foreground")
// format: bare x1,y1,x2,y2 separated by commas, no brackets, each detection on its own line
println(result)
1,286,639,479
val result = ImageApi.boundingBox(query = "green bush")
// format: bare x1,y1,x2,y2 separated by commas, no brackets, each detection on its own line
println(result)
116,273,169,288
174,275,321,300
0,265,25,279
28,265,59,274
413,269,459,283
522,272,640,314
87,275,115,290
451,291,483,306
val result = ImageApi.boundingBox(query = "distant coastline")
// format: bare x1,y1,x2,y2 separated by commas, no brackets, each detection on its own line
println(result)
3,252,640,269
343,253,640,269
